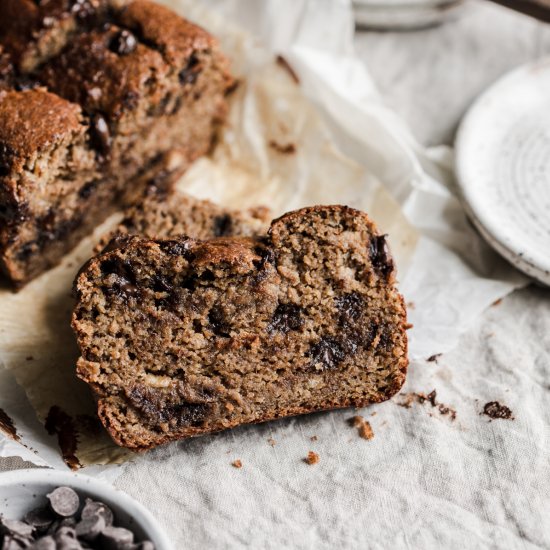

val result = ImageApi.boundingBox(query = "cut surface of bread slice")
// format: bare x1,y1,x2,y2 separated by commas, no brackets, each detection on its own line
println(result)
72,205,408,450
118,189,271,240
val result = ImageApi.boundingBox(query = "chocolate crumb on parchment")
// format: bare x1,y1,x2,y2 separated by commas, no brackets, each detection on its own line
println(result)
269,140,297,155
310,435,318,442
427,354,442,363
304,451,319,465
482,401,514,420
0,407,19,441
275,55,300,84
347,415,375,440
231,459,243,469
397,389,456,421
45,406,82,470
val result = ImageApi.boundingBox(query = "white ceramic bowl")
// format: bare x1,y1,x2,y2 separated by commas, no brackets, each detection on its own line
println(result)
0,469,173,550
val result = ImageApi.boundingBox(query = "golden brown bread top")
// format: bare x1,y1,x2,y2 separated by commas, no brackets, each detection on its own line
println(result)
0,89,84,171
37,24,168,121
117,0,215,67
0,0,110,71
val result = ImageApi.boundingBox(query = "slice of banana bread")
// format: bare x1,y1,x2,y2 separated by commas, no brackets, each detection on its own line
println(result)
0,0,233,287
119,189,271,240
72,205,408,450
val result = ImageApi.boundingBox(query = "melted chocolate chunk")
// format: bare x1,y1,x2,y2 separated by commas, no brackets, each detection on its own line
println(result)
78,179,99,199
178,54,200,85
126,386,210,426
100,257,140,298
208,306,231,337
336,292,364,322
268,304,303,334
308,337,347,370
212,214,233,237
158,240,192,257
90,114,111,156
13,76,40,91
109,30,138,56
151,274,172,293
369,235,394,278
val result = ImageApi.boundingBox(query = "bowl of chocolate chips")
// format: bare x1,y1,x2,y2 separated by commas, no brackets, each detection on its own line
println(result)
0,469,173,549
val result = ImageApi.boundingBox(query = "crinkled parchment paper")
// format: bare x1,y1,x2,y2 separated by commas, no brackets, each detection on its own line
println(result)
0,0,526,472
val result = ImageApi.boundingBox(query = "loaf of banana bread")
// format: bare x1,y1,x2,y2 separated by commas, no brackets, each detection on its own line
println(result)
0,0,233,287
72,205,408,450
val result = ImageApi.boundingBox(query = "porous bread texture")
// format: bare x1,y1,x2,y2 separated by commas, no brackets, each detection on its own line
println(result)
72,205,408,450
118,189,271,240
0,0,234,287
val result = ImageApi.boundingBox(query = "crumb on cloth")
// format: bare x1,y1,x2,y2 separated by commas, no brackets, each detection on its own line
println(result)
348,415,374,440
482,401,514,420
232,459,243,469
304,451,319,465
397,389,456,421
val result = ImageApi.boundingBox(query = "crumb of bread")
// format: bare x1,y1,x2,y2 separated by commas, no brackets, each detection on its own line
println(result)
304,451,319,465
310,435,318,442
231,459,243,469
267,438,276,447
358,421,374,440
348,415,375,440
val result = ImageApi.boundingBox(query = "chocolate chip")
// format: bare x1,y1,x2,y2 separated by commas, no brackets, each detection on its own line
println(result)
268,304,303,334
98,526,134,549
109,30,138,56
151,274,172,294
369,235,394,279
78,179,98,199
335,292,364,322
81,499,113,527
212,214,233,237
158,240,192,257
101,258,140,299
13,76,40,91
2,536,25,550
178,54,200,85
90,114,111,156
208,306,231,337
75,514,106,541
24,507,55,533
29,536,56,549
308,337,346,370
47,487,80,517
1,518,35,539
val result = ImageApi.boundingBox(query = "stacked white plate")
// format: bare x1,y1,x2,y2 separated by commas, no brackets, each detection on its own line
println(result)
353,0,466,29
456,58,550,286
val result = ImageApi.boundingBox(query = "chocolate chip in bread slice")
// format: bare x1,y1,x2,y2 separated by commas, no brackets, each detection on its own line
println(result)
72,205,409,450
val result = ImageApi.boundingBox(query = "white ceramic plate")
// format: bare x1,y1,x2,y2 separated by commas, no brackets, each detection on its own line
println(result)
0,469,173,550
353,0,465,29
455,57,550,286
